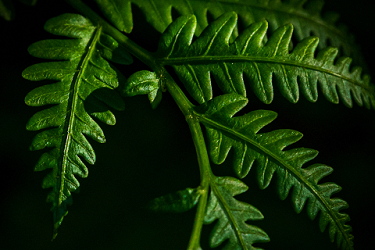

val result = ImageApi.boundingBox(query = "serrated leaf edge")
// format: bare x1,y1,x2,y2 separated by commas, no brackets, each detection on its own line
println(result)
156,13,374,109
194,94,353,249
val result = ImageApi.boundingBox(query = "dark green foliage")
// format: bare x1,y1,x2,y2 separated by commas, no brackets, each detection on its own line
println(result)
147,188,201,213
123,70,163,109
204,176,269,250
0,0,37,20
94,0,365,68
0,0,14,20
23,13,128,238
155,13,374,108
17,0,373,249
195,93,353,249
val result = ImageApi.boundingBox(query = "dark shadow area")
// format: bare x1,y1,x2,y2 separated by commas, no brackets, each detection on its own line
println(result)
126,3,161,52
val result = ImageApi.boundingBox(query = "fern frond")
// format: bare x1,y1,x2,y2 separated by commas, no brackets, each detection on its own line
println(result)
194,93,354,250
22,13,130,238
204,176,269,250
155,13,375,110
94,0,365,67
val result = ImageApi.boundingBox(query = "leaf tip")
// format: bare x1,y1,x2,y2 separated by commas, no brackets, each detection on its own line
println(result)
25,120,34,131
311,36,319,44
285,22,294,31
226,11,238,20
52,209,68,241
123,24,133,33
185,14,197,23
21,67,32,81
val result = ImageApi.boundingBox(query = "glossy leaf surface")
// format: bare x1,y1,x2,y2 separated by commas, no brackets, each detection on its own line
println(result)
22,13,128,238
122,70,162,109
195,93,354,249
204,176,269,250
93,0,365,68
156,13,374,110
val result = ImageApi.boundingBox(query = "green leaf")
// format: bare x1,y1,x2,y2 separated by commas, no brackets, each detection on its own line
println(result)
147,187,200,213
23,13,127,239
204,176,269,249
122,70,162,109
93,0,365,68
195,93,354,250
0,0,14,21
155,13,375,110
98,33,133,65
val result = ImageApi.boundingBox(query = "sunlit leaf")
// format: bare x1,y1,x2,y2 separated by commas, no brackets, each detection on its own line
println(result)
156,13,374,109
23,13,128,238
195,93,354,249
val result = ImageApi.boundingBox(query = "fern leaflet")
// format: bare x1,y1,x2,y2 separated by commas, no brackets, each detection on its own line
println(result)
22,13,130,238
204,176,269,250
193,93,354,249
123,70,163,109
155,13,374,110
94,0,365,68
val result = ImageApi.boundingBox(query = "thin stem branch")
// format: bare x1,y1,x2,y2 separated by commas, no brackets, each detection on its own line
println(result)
65,0,155,67
163,73,212,250
185,114,212,250
64,2,213,248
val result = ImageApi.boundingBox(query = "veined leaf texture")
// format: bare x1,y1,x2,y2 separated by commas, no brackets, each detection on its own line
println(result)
94,0,366,68
155,13,375,109
122,70,163,109
16,0,372,249
194,93,354,249
204,176,269,250
22,13,130,237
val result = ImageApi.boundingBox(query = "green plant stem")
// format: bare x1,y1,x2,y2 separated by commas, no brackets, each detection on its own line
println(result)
152,67,213,250
185,111,213,250
155,72,213,250
64,0,154,66
64,2,214,247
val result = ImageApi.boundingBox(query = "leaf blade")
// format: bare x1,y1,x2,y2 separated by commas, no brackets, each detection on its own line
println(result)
94,0,367,68
157,13,375,109
196,93,354,249
23,13,126,238
204,176,269,250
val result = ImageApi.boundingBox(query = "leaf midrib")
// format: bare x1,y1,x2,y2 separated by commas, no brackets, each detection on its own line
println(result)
57,26,102,207
211,181,248,249
191,0,344,40
158,55,373,92
197,112,353,248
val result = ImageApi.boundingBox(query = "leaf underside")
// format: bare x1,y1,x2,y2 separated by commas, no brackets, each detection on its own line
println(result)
94,0,366,69
147,187,200,213
205,176,269,250
23,13,129,238
155,13,375,111
195,93,354,250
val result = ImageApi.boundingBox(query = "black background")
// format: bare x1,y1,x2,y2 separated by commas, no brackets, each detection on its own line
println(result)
0,0,374,249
